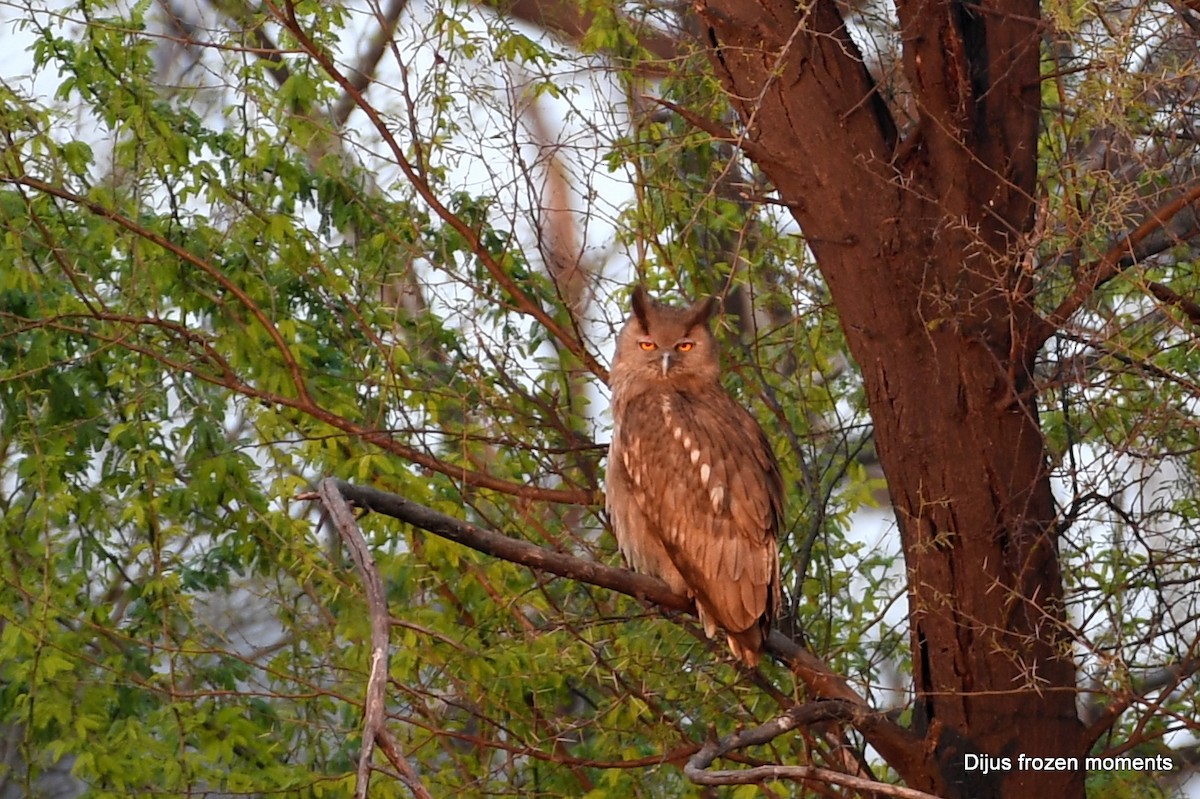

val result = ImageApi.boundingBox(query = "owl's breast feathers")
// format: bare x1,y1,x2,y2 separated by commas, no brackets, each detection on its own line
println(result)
608,384,782,665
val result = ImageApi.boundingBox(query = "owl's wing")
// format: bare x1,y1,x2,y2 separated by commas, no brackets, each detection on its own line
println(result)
616,389,783,661
607,420,692,597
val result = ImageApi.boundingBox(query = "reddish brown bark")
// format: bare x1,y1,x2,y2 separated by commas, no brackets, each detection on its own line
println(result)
693,1,1085,797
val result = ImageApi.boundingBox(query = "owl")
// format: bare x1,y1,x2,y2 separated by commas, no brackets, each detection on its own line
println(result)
607,285,783,666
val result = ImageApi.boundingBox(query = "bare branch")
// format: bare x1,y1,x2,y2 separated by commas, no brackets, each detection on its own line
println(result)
318,479,433,799
684,702,936,798
645,95,774,165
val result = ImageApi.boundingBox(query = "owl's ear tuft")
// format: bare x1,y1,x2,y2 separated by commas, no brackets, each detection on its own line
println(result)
685,296,719,330
631,285,652,331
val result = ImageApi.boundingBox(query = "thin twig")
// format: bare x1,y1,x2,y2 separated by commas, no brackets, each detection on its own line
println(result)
264,0,609,382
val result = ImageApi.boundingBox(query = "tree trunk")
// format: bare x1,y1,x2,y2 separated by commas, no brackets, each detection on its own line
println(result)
695,1,1087,797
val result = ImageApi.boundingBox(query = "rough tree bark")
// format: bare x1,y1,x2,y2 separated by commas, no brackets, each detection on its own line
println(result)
693,1,1085,798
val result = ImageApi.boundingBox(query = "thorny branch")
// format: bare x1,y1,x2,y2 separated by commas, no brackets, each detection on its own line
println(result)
1034,184,1200,354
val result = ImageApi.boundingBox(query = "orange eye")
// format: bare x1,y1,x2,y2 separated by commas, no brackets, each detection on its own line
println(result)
638,340,657,351
675,341,695,352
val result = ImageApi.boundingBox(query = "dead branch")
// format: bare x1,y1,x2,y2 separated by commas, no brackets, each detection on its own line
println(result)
318,479,433,799
684,702,936,798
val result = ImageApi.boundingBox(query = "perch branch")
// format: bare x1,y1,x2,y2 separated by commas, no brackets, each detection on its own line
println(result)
306,480,922,768
322,479,690,612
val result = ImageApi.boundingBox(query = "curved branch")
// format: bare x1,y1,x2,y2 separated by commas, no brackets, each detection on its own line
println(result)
679,701,932,796
683,701,932,797
318,479,432,799
687,755,940,797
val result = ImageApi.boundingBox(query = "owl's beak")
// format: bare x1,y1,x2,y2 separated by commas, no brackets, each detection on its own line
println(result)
661,351,672,377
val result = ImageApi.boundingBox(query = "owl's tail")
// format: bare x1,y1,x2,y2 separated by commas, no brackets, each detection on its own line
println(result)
697,604,767,666
726,627,766,667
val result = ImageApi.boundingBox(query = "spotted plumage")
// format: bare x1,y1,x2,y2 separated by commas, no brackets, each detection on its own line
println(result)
607,286,783,666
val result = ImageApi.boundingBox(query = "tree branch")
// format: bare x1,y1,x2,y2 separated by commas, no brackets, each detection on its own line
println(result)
503,0,681,73
1148,281,1200,328
0,221,595,507
331,0,410,128
1036,183,1200,350
319,479,690,611
318,479,432,799
0,176,314,407
266,0,610,383
645,96,773,165
308,479,925,768
684,702,937,798
1082,654,1200,750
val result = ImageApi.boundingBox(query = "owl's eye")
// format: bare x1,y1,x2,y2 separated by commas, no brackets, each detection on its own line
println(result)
638,339,657,351
675,341,695,352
